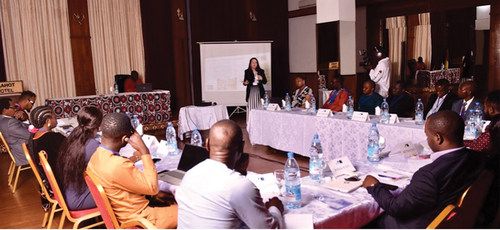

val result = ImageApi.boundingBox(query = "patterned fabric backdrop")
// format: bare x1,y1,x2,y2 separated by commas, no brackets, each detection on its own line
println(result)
416,68,460,88
45,90,171,124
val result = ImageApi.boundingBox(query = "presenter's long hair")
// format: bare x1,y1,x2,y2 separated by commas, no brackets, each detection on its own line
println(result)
246,57,263,71
57,106,102,195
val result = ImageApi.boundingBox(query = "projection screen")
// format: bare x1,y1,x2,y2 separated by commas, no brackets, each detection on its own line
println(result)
199,41,272,106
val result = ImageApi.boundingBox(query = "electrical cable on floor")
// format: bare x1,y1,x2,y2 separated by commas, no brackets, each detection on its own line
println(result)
246,152,309,172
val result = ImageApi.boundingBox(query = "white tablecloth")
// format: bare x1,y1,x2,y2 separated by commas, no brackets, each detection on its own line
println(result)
247,108,427,162
249,154,419,229
178,105,229,140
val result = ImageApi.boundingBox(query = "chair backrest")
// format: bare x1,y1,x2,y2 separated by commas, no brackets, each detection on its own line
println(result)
22,143,55,203
0,132,16,164
84,170,120,229
427,169,494,229
38,150,71,217
115,74,131,93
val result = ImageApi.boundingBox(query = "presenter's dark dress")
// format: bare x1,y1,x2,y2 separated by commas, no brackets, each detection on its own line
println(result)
244,69,267,111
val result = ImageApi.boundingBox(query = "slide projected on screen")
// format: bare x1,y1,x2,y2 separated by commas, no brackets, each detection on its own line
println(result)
200,42,272,106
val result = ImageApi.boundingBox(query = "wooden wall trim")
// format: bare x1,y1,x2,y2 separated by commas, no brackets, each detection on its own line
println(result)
489,0,500,91
288,7,316,18
0,22,5,82
67,0,96,96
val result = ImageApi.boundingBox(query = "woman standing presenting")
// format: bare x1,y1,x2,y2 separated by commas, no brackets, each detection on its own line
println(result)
243,57,267,111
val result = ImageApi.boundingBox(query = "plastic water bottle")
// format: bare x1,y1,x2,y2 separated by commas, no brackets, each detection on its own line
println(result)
464,109,477,140
309,134,323,181
473,102,483,130
310,93,316,114
367,122,380,162
284,152,301,209
114,81,119,94
165,122,178,156
285,93,291,112
191,127,203,147
131,114,142,135
415,98,424,125
263,91,269,108
380,98,389,124
346,96,354,119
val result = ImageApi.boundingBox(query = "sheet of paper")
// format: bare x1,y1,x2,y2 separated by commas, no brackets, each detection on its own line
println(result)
284,214,313,229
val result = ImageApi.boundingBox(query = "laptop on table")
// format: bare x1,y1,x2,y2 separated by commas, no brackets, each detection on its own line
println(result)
136,83,152,92
158,144,209,185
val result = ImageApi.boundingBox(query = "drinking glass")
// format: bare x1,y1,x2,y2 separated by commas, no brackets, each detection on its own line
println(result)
273,169,285,196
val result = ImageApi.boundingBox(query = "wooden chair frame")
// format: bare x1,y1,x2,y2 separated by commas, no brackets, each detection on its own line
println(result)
38,150,104,229
0,132,31,193
22,143,63,228
427,169,494,229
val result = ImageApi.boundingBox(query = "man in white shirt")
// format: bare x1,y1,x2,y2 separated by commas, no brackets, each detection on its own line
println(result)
176,119,284,229
366,46,391,98
451,80,482,120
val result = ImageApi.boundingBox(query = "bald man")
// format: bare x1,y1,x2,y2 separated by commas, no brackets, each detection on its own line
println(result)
362,111,485,228
451,80,483,120
87,113,177,228
176,119,284,229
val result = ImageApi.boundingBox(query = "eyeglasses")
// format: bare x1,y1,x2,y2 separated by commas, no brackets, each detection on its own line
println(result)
28,100,35,105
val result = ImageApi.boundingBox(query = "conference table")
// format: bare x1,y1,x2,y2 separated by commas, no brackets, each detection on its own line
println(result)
122,138,422,229
45,90,172,124
247,108,427,162
177,105,229,140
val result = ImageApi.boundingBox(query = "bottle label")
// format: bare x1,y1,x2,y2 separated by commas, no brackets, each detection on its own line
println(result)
415,114,423,122
367,146,379,157
285,184,301,201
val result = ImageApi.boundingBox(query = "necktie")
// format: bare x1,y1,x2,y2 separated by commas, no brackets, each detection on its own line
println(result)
460,102,467,119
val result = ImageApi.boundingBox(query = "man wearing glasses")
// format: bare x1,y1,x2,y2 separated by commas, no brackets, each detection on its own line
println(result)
15,90,36,123
0,97,30,166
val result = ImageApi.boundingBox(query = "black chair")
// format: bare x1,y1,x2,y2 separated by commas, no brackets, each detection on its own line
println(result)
114,74,131,93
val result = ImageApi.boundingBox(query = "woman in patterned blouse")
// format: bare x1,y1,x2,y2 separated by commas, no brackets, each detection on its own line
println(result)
291,75,313,108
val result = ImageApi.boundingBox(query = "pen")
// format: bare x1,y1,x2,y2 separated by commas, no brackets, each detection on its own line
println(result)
378,174,407,181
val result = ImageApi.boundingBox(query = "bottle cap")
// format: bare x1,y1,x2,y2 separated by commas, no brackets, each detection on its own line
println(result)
133,114,138,118
168,121,172,125
475,102,480,105
287,152,294,158
418,98,421,101
372,122,377,127
313,134,319,139
194,127,198,131
383,98,386,102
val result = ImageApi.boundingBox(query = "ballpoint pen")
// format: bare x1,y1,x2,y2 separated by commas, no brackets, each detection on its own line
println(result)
378,174,408,181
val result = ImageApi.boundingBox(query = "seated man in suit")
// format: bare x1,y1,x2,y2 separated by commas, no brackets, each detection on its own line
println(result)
176,119,284,229
387,80,414,117
452,80,482,120
87,113,177,228
124,70,143,92
362,110,485,228
358,80,383,115
0,98,30,166
424,79,459,119
14,90,37,123
322,75,350,112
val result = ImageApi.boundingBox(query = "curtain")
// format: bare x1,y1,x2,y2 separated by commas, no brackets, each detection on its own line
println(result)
414,13,432,71
87,0,145,95
0,0,76,105
386,16,407,87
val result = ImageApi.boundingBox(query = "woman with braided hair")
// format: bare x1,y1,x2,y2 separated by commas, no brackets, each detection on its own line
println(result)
56,106,102,210
28,106,66,212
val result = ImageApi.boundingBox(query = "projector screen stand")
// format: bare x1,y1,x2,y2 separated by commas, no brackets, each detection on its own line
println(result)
229,106,247,118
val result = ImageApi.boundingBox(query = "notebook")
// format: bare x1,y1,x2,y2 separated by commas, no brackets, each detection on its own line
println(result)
136,83,152,92
158,144,209,185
